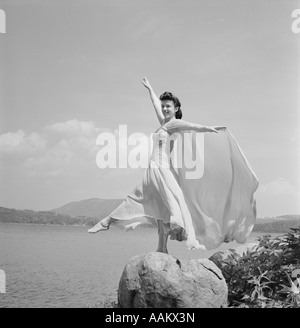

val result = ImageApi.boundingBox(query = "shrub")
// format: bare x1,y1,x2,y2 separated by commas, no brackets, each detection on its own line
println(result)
219,227,300,308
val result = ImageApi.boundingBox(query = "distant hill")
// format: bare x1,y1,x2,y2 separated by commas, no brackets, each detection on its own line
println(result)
0,206,97,226
0,198,125,226
257,214,300,221
276,214,300,220
51,198,123,218
0,198,135,227
253,215,300,233
0,198,299,232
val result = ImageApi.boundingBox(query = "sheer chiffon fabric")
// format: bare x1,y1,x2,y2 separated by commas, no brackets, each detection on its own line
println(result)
107,119,259,250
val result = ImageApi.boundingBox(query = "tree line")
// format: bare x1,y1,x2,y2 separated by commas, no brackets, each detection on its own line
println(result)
0,206,299,232
0,207,98,226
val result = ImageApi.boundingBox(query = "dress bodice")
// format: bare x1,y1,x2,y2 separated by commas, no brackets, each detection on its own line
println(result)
150,127,173,167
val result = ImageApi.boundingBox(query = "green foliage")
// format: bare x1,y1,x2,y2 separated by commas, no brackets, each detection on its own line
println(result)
219,227,300,308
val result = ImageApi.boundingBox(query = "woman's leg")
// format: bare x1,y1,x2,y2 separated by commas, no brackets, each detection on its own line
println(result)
88,216,116,233
152,167,203,250
156,220,169,254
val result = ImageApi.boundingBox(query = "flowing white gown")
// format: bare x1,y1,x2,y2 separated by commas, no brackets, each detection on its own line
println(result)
105,119,259,250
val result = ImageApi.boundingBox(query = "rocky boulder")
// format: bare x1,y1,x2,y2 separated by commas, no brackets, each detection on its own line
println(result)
118,252,228,308
209,242,258,270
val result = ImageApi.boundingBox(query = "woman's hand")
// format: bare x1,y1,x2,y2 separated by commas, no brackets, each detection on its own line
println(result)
212,126,227,131
141,77,164,124
207,127,219,133
141,77,152,90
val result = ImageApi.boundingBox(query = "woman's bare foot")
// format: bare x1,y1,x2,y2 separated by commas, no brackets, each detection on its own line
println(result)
88,217,110,233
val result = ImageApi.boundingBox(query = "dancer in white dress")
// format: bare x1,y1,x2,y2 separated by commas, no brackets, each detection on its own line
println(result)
88,78,259,253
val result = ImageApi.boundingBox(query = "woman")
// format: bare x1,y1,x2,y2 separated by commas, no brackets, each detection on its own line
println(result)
88,78,259,253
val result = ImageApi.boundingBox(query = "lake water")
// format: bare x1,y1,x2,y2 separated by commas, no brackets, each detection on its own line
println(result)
0,223,279,308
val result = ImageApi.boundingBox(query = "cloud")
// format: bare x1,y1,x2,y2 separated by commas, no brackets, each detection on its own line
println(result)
26,119,105,178
16,121,152,185
8,119,150,180
45,119,101,136
257,177,298,196
0,130,46,155
0,120,102,179
25,145,74,178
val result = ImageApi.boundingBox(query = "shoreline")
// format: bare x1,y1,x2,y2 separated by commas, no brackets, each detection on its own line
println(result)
0,221,294,234
0,221,291,234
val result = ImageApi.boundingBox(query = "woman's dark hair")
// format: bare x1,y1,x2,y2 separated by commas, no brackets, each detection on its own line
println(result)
159,92,183,119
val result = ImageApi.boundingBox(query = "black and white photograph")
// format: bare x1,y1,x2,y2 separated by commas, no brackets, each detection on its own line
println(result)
0,0,299,311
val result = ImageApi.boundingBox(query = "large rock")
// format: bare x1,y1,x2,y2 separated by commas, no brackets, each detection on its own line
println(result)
209,243,258,270
118,252,228,308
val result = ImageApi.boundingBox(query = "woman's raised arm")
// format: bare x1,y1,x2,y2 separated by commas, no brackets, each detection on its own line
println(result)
141,77,164,125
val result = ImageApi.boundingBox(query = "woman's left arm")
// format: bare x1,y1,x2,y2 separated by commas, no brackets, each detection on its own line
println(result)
167,120,228,134
169,120,220,133
190,123,219,133
166,118,228,134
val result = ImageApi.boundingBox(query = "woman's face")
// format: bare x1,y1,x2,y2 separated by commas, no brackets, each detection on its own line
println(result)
161,100,178,119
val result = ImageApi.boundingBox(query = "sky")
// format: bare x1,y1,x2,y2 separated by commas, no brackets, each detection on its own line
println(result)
0,0,299,218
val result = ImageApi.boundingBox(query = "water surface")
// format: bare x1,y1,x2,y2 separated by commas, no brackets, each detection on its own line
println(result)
0,223,278,308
